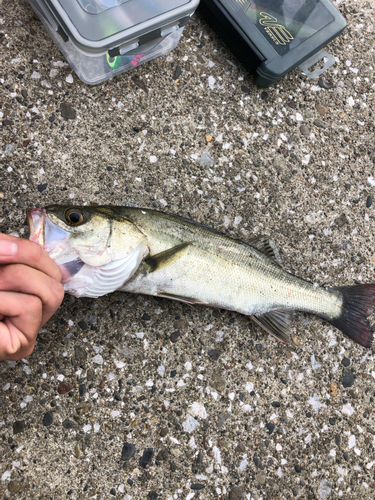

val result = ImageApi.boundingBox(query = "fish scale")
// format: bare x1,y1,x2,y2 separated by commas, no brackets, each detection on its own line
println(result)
118,207,341,318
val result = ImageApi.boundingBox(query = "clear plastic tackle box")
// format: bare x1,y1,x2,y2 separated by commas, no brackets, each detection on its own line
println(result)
28,0,199,85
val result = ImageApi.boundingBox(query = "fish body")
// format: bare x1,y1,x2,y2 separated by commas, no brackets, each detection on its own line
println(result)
118,207,340,317
27,205,375,348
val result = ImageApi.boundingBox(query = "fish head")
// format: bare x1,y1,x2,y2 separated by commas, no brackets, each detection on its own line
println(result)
27,205,148,298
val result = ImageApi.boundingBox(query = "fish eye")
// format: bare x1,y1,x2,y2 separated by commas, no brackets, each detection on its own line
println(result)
65,209,84,226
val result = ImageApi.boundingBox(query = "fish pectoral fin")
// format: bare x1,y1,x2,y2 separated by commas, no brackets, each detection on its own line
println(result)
251,309,294,344
145,242,191,272
156,292,208,306
246,236,283,268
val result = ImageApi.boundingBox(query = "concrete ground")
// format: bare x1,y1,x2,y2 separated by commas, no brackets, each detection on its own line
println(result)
1,0,375,498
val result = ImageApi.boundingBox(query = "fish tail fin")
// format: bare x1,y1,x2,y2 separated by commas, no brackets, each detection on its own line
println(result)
327,285,375,348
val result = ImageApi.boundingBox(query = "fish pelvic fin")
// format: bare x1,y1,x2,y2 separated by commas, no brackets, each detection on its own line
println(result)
246,236,284,268
251,308,294,344
156,292,209,306
325,284,375,348
145,242,191,272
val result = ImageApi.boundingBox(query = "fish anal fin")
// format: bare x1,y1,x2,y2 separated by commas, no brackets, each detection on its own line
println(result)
251,309,294,344
246,236,283,267
156,292,208,306
145,242,191,272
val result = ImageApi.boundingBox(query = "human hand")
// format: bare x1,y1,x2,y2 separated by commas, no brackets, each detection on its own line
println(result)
0,234,65,361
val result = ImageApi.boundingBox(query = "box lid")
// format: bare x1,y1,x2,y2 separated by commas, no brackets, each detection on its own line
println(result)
209,0,346,85
226,0,336,55
43,0,198,51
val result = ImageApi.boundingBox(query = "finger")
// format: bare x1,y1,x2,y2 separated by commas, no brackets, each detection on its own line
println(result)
0,319,36,361
0,236,62,282
0,291,42,360
0,264,65,325
0,234,20,241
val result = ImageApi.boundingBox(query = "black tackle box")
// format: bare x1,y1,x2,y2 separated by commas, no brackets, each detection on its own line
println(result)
198,0,346,87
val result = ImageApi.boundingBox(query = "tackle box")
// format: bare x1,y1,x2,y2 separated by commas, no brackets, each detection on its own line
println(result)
28,0,199,85
198,0,346,87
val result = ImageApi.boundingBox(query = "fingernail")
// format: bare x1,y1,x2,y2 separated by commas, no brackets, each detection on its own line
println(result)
0,240,18,256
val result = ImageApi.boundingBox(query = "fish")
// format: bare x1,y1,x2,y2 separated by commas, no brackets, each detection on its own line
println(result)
27,205,375,348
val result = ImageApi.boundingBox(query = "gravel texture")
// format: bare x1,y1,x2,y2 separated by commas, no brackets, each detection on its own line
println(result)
1,1,375,499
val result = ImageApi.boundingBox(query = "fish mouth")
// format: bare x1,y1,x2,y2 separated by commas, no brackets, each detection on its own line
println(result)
27,207,79,281
27,208,46,246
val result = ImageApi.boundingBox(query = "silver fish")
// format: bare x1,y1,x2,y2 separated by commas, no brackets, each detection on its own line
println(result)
27,205,375,348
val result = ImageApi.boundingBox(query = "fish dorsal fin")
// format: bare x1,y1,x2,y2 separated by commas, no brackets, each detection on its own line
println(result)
246,235,283,267
251,309,294,344
145,242,191,272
